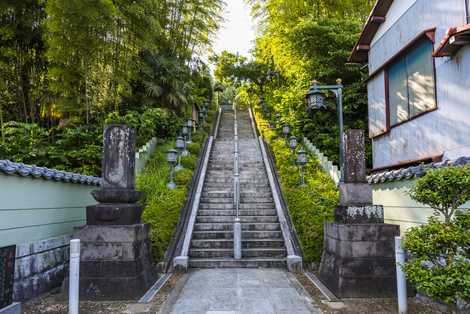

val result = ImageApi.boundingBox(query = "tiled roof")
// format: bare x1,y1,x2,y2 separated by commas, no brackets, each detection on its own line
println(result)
367,156,470,184
0,160,101,186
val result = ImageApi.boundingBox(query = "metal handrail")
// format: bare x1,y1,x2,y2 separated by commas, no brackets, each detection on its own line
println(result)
233,106,241,259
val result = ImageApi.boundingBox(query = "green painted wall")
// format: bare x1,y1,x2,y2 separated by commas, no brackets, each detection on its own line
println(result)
373,179,470,234
0,174,96,247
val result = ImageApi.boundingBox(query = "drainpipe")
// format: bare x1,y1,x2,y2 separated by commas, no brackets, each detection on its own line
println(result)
466,0,470,23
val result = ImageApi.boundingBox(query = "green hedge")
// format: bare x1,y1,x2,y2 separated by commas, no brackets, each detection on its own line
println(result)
137,107,215,261
254,110,338,263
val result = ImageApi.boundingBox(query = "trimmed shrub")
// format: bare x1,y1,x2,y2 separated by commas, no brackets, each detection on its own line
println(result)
409,165,470,222
187,142,202,155
175,168,194,186
404,212,470,306
181,155,198,170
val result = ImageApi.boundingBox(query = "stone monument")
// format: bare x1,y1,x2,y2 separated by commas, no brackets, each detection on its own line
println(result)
319,130,400,298
64,125,156,300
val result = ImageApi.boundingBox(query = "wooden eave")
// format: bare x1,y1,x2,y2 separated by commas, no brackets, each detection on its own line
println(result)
349,0,393,64
434,24,470,57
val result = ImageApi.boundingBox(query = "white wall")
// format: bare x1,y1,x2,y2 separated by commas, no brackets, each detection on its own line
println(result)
367,0,470,168
373,179,470,234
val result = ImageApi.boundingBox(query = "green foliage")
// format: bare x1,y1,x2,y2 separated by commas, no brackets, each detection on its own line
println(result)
175,168,194,186
138,114,213,261
181,155,198,170
409,166,470,222
255,111,338,262
187,142,203,155
404,212,470,305
0,0,224,175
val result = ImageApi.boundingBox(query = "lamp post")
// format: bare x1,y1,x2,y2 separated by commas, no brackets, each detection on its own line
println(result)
289,136,297,165
296,149,308,186
182,126,189,156
175,136,185,171
167,149,177,189
186,118,193,143
282,123,290,145
306,79,344,181
198,111,204,128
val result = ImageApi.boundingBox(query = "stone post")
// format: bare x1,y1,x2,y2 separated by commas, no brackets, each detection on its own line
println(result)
319,129,400,298
63,125,156,300
87,125,143,225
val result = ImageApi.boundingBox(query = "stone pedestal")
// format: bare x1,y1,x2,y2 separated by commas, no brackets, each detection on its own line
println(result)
319,223,399,298
65,224,157,300
319,130,400,298
63,125,156,300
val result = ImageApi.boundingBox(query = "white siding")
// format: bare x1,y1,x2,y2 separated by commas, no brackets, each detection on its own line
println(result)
371,0,418,46
367,0,470,168
369,0,466,74
373,179,470,234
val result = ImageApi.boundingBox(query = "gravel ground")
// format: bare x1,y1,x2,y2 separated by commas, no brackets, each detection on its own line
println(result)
22,273,183,314
295,272,445,314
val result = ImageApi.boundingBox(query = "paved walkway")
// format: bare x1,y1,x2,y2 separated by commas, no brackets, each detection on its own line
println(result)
163,269,322,314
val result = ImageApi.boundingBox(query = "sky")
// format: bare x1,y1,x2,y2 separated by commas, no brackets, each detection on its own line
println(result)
212,0,256,58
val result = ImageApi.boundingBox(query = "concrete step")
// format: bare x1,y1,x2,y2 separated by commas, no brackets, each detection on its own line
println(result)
201,192,273,198
199,203,275,210
192,230,283,240
190,239,285,249
200,197,274,203
197,209,277,216
189,258,286,268
193,222,281,231
196,216,278,223
189,248,286,258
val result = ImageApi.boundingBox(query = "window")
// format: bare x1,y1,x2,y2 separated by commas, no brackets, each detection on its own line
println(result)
387,40,436,127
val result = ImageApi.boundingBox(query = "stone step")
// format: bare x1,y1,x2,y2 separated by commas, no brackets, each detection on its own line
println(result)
193,222,281,232
196,216,278,224
188,258,286,268
197,209,277,216
192,230,283,240
190,239,285,249
201,192,273,198
200,197,274,203
199,203,275,210
189,248,286,258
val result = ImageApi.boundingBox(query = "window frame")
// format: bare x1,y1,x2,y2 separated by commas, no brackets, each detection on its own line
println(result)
384,32,438,131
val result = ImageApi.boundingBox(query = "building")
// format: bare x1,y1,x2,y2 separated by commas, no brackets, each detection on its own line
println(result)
350,0,470,231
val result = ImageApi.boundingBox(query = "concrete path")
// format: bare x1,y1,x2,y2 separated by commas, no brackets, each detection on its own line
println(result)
163,269,322,314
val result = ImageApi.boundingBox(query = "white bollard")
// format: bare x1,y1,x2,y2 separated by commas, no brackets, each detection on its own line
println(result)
234,218,242,259
395,236,408,314
69,239,80,314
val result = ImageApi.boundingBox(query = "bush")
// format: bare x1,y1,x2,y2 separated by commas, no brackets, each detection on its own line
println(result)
254,110,338,262
409,165,470,222
404,212,470,306
187,142,202,155
181,154,198,170
175,168,194,186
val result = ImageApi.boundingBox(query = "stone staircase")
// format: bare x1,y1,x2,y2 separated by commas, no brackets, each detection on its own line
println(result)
188,109,287,268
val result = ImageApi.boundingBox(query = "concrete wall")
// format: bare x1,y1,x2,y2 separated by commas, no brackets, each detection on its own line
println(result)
372,179,470,234
0,174,96,301
367,0,470,168
135,137,157,175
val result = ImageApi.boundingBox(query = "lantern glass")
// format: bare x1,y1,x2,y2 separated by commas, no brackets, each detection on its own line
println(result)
187,119,193,128
283,124,290,136
182,126,189,135
289,136,297,150
296,150,307,165
167,149,178,164
176,137,185,150
307,91,325,110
